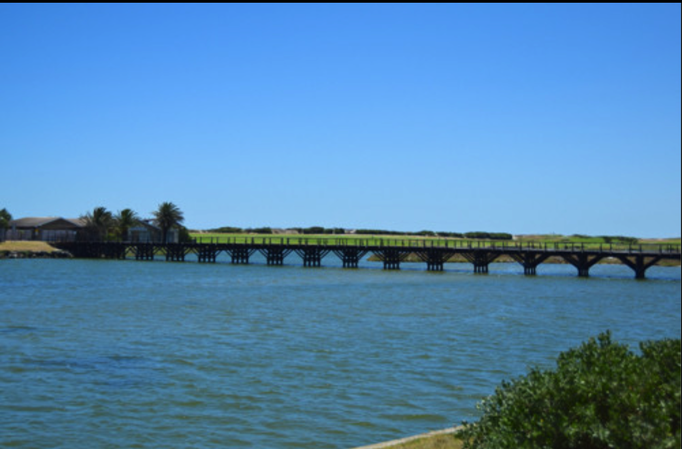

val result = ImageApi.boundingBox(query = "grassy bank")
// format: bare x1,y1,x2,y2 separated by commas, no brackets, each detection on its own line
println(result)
0,241,61,253
0,241,72,259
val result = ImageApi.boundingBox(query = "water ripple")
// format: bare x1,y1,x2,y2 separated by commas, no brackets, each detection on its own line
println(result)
0,259,679,448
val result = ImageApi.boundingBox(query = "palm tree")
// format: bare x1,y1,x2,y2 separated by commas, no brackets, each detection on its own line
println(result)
0,208,11,229
152,202,184,243
82,206,113,241
0,208,11,241
114,208,139,242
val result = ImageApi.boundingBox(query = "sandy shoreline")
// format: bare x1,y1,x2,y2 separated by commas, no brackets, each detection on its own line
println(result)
351,426,462,449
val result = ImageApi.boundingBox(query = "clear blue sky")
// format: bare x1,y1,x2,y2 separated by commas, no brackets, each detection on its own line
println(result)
1,4,680,237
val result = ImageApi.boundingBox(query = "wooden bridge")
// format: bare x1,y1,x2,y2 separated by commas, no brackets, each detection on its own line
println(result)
53,238,681,279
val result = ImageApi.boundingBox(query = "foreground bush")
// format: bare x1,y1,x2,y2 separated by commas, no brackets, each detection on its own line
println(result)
457,332,681,449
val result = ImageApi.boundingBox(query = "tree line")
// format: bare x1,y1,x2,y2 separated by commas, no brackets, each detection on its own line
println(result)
571,234,639,245
80,202,188,242
205,225,515,240
207,226,347,235
203,226,645,243
355,230,514,240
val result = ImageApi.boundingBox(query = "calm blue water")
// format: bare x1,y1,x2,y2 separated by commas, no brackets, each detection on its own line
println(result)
1,257,680,448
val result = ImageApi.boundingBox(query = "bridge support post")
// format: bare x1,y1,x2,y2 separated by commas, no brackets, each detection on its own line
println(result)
332,249,369,268
612,254,662,280
427,261,443,271
134,244,155,261
560,253,604,278
373,249,408,270
509,252,550,276
198,246,218,263
415,250,454,272
165,244,186,262
462,251,499,274
259,247,292,266
343,257,358,268
230,247,254,264
295,248,330,267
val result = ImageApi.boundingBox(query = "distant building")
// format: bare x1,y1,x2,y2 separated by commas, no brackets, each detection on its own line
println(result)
128,220,179,243
7,217,84,242
5,216,180,243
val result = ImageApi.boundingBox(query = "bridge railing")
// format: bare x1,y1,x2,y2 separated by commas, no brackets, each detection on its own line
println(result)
188,235,680,255
49,234,681,254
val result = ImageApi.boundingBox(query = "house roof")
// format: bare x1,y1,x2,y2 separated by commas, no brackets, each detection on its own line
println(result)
67,218,87,227
131,219,161,231
10,217,61,228
9,217,84,229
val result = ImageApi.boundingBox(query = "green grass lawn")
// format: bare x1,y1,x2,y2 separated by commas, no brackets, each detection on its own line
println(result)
189,232,680,252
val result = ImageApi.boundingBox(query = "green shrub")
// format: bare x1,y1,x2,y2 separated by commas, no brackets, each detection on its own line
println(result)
489,233,513,240
207,226,244,233
178,226,193,243
246,227,272,234
464,232,490,239
355,229,402,236
600,235,639,245
457,332,681,449
437,232,464,238
416,230,437,237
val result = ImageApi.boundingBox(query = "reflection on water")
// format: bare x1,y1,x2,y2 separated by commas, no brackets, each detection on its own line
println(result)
1,259,680,448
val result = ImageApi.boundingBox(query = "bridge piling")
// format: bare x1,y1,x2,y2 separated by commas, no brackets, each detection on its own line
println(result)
230,247,253,264
509,252,551,276
165,244,187,262
415,249,454,272
613,254,663,279
295,248,330,267
462,251,498,274
374,249,407,270
332,249,368,268
259,247,292,266
134,244,155,261
198,246,218,263
560,253,604,277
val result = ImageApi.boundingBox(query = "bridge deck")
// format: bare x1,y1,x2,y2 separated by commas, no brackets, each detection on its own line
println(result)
53,239,680,280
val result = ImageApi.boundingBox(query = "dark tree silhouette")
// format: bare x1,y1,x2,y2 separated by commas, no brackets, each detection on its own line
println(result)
82,206,113,241
152,202,185,243
114,208,139,241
